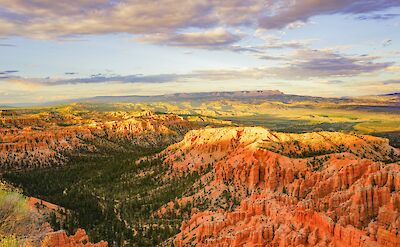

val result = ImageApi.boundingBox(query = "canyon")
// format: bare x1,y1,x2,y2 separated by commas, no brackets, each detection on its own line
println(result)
1,0,400,242
1,103,399,246
156,127,400,246
0,110,192,169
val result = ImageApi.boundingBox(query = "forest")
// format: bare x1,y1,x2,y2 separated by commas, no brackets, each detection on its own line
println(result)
3,144,207,246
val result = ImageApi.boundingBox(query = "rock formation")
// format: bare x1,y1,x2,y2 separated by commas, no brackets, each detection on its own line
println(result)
0,111,192,169
0,182,107,247
41,229,107,247
157,127,400,246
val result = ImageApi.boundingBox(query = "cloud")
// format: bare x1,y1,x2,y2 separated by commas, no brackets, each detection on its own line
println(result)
257,54,287,60
192,49,393,80
231,36,312,54
0,43,15,47
386,65,400,72
381,79,400,84
0,73,185,87
0,70,18,74
135,28,242,49
271,49,394,79
0,0,218,39
62,74,182,84
320,78,400,86
286,21,307,29
193,49,393,80
259,0,400,29
356,13,400,20
382,39,392,47
1,49,392,88
0,0,398,50
321,80,346,84
256,36,311,50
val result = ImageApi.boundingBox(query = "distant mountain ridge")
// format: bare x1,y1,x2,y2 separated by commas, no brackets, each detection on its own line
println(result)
81,90,353,104
4,90,400,107
88,90,285,102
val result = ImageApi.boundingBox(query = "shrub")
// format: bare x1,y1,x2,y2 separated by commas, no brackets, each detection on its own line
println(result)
0,235,18,247
0,189,29,237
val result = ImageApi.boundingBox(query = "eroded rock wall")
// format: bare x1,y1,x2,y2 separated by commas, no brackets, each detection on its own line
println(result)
159,127,400,247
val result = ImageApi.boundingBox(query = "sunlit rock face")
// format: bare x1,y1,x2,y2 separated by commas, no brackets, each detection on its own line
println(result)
158,127,400,247
41,229,107,247
0,112,192,169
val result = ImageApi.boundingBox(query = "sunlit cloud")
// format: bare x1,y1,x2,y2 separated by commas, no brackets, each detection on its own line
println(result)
1,49,393,88
269,49,394,79
0,0,399,103
1,0,399,44
258,0,400,29
380,79,400,84
386,65,400,72
135,28,242,50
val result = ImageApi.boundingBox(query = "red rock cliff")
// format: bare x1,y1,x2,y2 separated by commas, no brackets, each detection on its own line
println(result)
41,229,107,247
158,127,400,247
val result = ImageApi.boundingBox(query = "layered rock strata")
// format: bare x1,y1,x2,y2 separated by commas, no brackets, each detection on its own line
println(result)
158,127,399,247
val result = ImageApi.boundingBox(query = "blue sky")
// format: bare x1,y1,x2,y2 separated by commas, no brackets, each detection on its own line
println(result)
0,0,399,104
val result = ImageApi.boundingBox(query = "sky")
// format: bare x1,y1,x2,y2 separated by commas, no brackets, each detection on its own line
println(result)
0,0,400,105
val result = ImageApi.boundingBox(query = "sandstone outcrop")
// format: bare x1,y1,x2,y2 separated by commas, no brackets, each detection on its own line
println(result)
0,111,192,169
41,229,107,247
158,127,400,246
